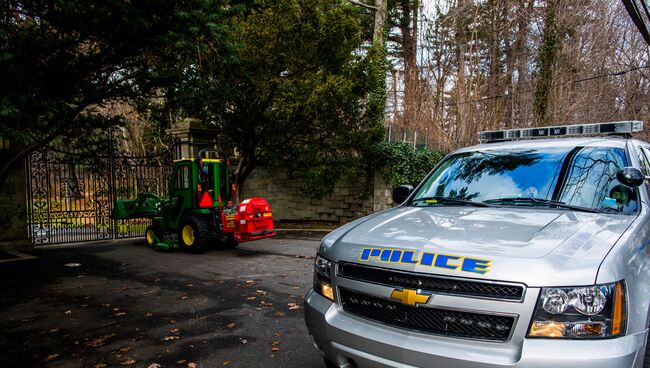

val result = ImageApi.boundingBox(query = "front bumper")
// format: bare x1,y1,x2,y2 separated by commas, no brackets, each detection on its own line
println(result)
304,289,648,368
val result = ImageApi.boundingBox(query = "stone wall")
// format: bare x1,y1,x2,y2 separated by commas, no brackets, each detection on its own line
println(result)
242,167,393,223
0,163,28,246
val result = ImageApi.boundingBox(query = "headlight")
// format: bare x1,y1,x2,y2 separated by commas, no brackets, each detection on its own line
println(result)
313,255,334,301
528,281,626,339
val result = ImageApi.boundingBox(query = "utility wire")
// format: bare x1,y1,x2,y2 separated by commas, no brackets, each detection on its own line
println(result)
442,65,650,107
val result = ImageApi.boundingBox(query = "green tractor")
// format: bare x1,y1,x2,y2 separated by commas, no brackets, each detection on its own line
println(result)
111,149,275,252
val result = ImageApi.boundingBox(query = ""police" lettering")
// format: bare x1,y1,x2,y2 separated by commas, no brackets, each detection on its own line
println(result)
359,248,491,274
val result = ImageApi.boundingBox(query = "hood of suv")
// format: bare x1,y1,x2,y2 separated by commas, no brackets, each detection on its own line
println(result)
319,206,635,286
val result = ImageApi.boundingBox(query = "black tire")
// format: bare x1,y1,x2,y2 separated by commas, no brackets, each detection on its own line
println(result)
219,233,239,249
145,222,164,249
324,358,338,368
178,216,211,253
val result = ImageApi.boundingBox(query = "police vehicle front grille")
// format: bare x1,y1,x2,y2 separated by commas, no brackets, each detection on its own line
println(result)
339,288,515,342
338,263,524,301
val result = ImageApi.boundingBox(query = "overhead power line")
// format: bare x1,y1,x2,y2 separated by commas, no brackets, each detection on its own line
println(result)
444,65,650,107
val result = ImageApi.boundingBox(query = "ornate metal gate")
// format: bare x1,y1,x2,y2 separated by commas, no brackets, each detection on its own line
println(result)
26,143,178,245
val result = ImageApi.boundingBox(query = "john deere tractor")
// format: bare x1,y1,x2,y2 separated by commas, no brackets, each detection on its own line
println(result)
111,149,275,252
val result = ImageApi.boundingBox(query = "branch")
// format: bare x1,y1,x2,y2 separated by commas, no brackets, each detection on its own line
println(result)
0,125,69,190
348,0,377,11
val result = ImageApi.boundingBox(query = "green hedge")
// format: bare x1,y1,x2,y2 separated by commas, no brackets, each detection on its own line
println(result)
365,141,446,188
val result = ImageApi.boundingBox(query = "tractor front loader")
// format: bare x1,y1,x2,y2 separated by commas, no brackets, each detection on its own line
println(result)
111,149,275,252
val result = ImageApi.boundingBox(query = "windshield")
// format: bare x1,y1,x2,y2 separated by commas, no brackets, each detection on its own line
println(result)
410,146,638,214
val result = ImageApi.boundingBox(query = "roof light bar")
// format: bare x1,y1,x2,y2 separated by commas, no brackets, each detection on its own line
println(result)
478,121,644,143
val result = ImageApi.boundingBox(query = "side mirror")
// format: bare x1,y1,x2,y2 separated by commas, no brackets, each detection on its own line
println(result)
616,167,646,187
392,185,414,204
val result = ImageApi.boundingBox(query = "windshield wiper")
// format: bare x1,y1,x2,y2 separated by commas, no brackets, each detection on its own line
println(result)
483,197,600,213
412,196,491,208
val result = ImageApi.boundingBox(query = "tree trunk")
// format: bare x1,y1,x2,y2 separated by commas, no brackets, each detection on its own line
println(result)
400,0,419,129
534,0,559,126
454,0,468,144
373,0,387,47
514,0,533,127
234,151,257,201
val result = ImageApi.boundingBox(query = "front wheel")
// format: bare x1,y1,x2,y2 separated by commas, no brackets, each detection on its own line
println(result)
145,222,164,248
178,216,211,253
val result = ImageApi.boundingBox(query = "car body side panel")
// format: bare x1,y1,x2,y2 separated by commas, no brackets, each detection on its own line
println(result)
306,137,650,368
597,141,650,335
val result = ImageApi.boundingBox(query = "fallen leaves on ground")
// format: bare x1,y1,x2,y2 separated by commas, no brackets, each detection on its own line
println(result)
131,334,146,342
287,303,300,310
170,328,180,334
85,334,116,348
147,364,161,368
114,312,127,317
64,310,72,315
245,296,256,300
222,361,231,366
239,338,248,344
226,323,236,329
274,311,285,318
245,280,256,286
271,340,280,351
43,353,60,362
169,319,177,324
180,295,189,300
163,335,180,341
187,363,197,368
94,363,107,368
120,358,136,365
177,359,187,364
114,346,132,354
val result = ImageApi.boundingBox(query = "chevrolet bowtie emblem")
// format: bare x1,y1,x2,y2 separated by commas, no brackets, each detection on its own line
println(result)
390,288,430,306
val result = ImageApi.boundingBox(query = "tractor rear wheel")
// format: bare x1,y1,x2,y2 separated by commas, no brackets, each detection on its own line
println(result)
179,216,211,253
145,222,164,249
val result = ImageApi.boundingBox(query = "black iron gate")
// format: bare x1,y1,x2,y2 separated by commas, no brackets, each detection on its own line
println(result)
26,142,178,245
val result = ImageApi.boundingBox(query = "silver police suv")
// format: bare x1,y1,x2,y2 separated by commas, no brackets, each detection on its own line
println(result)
305,121,650,368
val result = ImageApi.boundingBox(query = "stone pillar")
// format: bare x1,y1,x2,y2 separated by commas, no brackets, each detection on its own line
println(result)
167,118,220,159
0,153,30,250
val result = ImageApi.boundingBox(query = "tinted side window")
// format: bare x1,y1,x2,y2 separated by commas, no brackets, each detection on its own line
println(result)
640,147,650,176
173,166,190,190
556,147,637,213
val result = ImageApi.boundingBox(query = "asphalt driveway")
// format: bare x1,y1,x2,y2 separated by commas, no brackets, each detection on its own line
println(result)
0,232,326,368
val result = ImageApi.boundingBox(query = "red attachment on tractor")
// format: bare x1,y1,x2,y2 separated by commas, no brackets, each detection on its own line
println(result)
234,197,275,242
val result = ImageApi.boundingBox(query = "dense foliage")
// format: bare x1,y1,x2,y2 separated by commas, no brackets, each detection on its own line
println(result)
0,0,235,186
163,0,386,194
365,141,446,188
